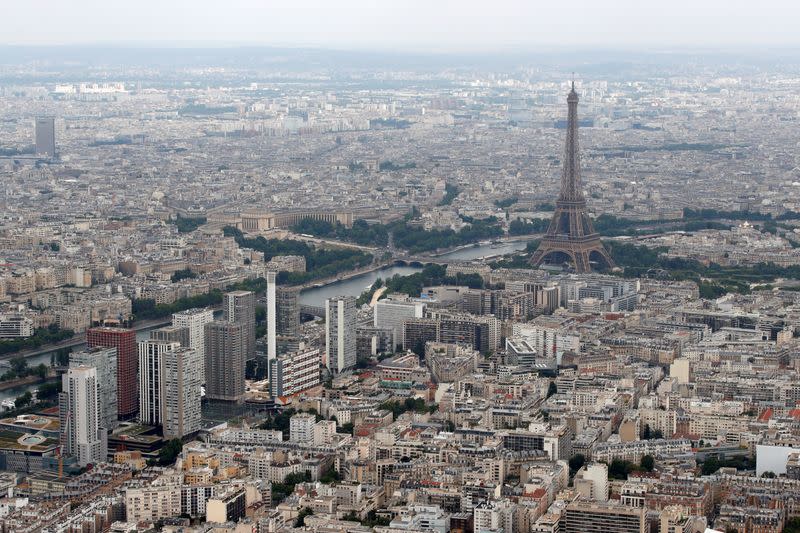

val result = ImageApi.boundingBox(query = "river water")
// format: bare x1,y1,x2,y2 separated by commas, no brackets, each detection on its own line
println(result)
436,239,532,261
299,265,422,307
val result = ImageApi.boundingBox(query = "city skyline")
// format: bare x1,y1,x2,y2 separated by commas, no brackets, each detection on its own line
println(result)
4,6,800,531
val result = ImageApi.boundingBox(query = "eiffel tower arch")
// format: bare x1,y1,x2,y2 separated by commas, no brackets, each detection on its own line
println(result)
530,83,615,273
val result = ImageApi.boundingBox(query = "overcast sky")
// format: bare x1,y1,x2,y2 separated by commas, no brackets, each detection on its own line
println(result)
4,0,800,51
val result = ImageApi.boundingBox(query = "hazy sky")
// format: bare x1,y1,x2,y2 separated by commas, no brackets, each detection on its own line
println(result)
4,0,800,50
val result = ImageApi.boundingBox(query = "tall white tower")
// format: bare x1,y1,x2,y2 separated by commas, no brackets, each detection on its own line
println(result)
325,295,357,374
266,271,277,367
60,366,107,467
69,347,118,431
138,340,179,425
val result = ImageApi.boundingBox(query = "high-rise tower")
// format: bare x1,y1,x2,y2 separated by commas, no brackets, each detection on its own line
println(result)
205,321,246,403
224,290,255,361
138,340,179,425
35,116,55,157
172,307,213,383
60,366,107,467
266,272,277,366
530,83,615,273
325,296,357,374
69,347,118,431
162,347,202,439
87,326,137,419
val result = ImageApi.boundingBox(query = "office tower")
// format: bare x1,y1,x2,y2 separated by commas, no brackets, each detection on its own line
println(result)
172,307,214,382
60,366,107,467
138,340,179,425
266,272,277,365
276,285,300,337
70,347,118,431
269,343,321,397
563,501,646,533
87,326,137,419
34,116,55,157
223,290,255,361
204,321,245,403
162,347,202,439
325,295,357,374
530,83,615,273
374,299,425,349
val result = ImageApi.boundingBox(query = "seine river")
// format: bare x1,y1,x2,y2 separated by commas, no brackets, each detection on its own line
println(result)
298,239,533,306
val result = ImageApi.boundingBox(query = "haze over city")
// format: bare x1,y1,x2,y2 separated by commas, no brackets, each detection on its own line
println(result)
4,0,800,49
2,2,800,533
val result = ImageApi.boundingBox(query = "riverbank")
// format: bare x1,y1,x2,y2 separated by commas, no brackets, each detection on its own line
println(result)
0,374,57,392
0,316,173,362
297,261,393,290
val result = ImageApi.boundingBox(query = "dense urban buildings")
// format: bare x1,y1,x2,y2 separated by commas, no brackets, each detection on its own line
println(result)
4,35,800,533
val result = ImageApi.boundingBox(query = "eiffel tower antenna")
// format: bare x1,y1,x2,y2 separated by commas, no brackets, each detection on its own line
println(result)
529,84,615,273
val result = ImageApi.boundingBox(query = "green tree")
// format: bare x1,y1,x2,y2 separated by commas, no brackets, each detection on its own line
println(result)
701,457,720,476
640,455,655,472
295,507,314,527
320,466,341,484
9,357,27,374
568,454,586,474
14,391,33,409
158,439,183,466
609,459,636,480
36,381,61,401
547,381,558,398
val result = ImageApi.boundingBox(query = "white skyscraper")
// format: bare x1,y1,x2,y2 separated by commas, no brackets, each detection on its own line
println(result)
162,347,202,439
325,295,357,374
266,271,277,368
172,307,214,382
138,340,179,426
60,366,107,467
69,347,118,431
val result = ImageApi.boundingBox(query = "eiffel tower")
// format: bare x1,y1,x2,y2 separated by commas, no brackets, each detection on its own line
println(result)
530,82,615,273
